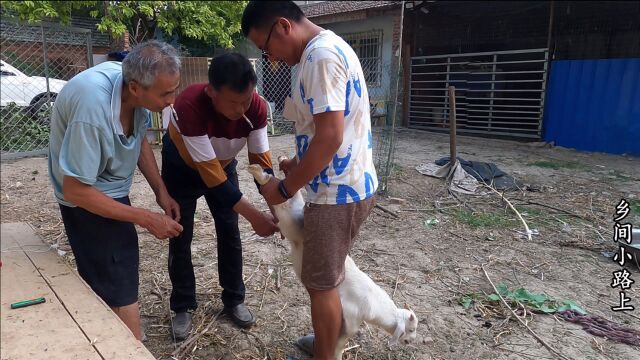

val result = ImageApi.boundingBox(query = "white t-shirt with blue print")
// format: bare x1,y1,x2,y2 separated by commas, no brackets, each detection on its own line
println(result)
285,30,378,205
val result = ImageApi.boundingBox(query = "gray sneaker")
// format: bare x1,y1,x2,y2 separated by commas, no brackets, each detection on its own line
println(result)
295,334,314,355
171,312,193,341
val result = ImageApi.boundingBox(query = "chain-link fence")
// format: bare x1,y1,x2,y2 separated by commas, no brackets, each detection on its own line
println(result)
369,60,402,194
1,21,93,160
251,58,296,136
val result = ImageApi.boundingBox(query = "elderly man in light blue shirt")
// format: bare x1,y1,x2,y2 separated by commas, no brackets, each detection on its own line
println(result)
48,40,183,340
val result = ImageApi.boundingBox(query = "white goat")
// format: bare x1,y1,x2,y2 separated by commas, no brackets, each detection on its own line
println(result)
248,163,419,359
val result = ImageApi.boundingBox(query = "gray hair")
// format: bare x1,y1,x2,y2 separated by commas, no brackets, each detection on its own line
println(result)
122,40,181,87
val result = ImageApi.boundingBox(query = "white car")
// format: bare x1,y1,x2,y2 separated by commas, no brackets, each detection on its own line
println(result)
0,60,67,114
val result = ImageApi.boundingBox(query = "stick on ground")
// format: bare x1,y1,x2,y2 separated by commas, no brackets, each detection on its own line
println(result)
375,203,399,218
483,184,533,241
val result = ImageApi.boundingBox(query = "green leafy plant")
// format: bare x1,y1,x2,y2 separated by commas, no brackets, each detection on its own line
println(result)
459,283,586,315
1,1,247,48
1,103,50,152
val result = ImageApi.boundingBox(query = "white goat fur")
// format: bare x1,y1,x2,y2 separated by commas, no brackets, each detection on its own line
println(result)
248,163,419,359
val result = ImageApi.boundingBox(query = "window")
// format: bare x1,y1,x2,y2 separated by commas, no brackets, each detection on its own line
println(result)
341,30,383,87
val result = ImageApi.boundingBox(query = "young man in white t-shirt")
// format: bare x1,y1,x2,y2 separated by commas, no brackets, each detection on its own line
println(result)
242,2,378,358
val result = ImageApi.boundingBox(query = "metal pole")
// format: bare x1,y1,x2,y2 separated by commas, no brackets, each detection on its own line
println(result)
540,0,554,140
87,29,94,68
41,25,51,101
448,86,457,162
538,50,549,139
384,0,405,184
546,1,555,59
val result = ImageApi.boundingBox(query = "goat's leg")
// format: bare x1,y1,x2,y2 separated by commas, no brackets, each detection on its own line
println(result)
333,316,360,360
334,335,348,360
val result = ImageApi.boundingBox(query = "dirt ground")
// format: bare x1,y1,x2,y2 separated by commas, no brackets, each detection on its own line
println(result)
1,129,639,360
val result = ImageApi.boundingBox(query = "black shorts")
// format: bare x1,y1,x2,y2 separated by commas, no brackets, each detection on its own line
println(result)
59,197,139,307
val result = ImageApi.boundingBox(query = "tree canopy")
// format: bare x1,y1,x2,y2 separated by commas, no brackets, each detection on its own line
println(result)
1,1,247,48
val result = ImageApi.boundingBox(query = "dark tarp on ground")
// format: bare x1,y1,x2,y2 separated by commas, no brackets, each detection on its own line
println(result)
435,156,521,191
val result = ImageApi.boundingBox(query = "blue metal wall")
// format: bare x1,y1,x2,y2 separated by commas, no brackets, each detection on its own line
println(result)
543,59,640,156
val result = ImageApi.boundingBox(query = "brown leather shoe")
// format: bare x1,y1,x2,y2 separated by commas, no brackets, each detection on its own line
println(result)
224,303,256,328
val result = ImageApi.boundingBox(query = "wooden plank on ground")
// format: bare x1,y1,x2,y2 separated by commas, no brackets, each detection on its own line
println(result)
1,228,101,360
1,223,155,360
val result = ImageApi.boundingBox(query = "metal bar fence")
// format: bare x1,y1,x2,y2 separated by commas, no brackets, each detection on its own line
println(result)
408,48,548,139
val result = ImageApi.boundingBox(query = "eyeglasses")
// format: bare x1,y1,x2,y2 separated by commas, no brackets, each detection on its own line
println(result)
261,20,279,59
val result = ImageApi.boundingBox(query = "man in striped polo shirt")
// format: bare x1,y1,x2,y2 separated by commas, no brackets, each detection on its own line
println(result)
161,53,279,339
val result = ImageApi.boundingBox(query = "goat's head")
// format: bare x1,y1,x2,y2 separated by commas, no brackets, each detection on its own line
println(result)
390,304,419,346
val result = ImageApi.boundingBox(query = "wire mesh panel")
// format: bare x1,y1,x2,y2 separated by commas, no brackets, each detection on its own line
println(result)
1,21,92,159
370,60,402,194
251,58,296,135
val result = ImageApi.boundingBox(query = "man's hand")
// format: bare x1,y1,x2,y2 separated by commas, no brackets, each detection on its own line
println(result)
233,196,279,237
279,158,296,176
156,191,181,221
267,204,285,240
260,177,287,206
141,211,183,240
250,211,279,237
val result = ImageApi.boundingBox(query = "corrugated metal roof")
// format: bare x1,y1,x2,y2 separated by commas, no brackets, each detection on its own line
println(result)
300,1,401,18
543,59,640,155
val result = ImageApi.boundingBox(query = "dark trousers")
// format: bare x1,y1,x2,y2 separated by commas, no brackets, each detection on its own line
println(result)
161,136,245,312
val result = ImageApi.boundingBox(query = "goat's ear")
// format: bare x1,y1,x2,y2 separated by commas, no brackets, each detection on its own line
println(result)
409,313,415,321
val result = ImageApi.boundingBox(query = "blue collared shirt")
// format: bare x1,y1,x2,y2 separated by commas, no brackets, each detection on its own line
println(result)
48,61,150,206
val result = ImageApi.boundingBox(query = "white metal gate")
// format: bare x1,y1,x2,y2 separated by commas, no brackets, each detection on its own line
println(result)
408,48,548,139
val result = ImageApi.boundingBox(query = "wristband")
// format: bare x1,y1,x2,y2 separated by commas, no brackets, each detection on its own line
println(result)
278,180,293,199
